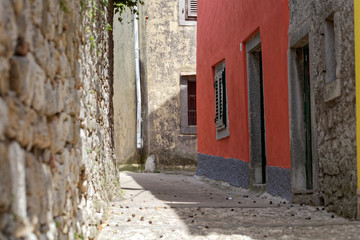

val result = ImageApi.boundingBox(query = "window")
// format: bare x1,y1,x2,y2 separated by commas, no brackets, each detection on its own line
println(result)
186,0,197,20
180,73,197,135
187,81,197,126
323,13,341,102
214,61,229,140
214,64,226,130
179,0,197,25
324,16,336,83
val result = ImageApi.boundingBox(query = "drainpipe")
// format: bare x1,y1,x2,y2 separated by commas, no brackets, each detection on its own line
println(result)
134,6,143,148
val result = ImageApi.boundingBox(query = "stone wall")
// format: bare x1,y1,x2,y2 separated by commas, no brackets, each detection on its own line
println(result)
289,0,357,218
0,0,119,239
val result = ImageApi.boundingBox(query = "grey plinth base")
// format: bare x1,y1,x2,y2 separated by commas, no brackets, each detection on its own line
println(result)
196,153,292,201
267,166,292,201
196,153,249,189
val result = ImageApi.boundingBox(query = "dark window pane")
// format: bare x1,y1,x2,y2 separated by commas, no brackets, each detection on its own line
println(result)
188,81,196,126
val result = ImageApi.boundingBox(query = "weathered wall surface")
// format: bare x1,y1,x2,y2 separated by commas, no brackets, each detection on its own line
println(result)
196,0,290,200
145,0,197,167
113,10,138,164
289,0,356,218
0,0,119,239
356,0,360,219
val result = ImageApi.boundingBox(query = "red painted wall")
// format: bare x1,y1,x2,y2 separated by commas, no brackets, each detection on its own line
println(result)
197,0,290,169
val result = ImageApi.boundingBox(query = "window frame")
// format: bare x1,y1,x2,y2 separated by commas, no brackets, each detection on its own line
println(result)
214,61,229,140
179,0,197,26
186,0,197,20
180,73,197,135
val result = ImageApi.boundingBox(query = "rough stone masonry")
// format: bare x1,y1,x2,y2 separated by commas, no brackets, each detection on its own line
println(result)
289,0,357,218
0,0,119,239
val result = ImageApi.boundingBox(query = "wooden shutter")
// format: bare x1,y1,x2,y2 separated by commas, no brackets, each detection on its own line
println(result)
187,81,197,126
186,0,197,20
214,67,226,130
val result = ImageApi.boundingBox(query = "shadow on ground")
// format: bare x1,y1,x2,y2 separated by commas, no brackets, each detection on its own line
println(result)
95,172,360,240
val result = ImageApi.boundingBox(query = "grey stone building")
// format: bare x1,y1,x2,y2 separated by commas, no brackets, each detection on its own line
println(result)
113,0,198,168
288,0,357,218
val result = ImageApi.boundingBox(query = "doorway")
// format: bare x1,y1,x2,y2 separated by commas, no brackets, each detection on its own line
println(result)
302,45,313,190
246,33,267,187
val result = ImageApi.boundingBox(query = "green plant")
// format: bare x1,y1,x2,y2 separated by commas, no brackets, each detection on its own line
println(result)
114,0,144,22
106,23,113,31
60,1,71,14
113,179,119,187
74,232,85,240
54,220,60,229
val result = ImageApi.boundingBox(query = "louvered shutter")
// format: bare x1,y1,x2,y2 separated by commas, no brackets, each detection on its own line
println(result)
214,67,226,130
186,0,197,19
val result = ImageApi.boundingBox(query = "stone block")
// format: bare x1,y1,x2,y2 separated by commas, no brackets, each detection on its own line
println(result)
25,153,45,225
5,97,22,139
30,0,43,26
33,115,51,149
12,0,24,16
40,163,54,225
31,63,46,113
53,177,66,217
0,142,11,212
10,54,36,107
6,98,36,148
41,12,56,41
33,29,47,68
8,142,27,219
0,57,10,95
58,52,71,78
145,155,156,173
324,78,341,102
0,1,17,58
65,87,80,116
49,114,67,154
46,42,59,79
0,98,8,140
45,81,65,115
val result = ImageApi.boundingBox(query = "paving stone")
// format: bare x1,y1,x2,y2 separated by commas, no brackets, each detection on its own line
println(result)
98,172,360,240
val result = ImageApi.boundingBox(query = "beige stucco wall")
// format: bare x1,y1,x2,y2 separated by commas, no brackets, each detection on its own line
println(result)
113,0,197,167
113,11,138,164
145,0,197,166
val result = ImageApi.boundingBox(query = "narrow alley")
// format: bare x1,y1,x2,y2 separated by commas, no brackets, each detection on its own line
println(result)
98,172,360,240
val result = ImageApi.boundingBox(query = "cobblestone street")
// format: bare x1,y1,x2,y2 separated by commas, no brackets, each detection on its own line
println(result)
97,172,360,240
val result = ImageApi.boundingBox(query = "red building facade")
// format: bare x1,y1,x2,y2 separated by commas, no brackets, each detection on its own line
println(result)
196,0,291,199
